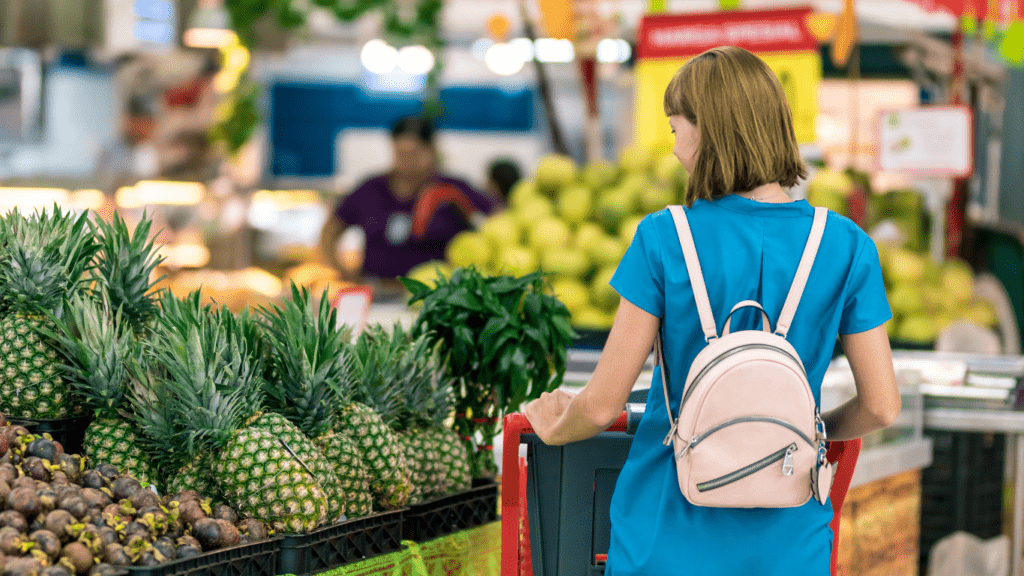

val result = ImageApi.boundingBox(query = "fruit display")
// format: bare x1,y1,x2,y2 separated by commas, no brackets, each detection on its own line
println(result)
417,143,687,331
0,205,480,560
0,411,271,575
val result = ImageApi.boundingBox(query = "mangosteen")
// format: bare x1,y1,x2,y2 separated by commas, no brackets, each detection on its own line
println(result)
8,487,39,518
152,537,175,561
134,551,160,567
211,505,236,524
127,491,157,511
11,477,35,491
163,518,184,540
54,456,80,485
0,435,8,456
120,523,148,543
49,472,68,487
36,488,56,515
0,464,16,485
100,505,119,520
79,490,109,511
27,515,44,534
79,473,104,491
59,497,88,521
76,526,104,553
172,491,200,504
108,479,140,504
0,510,27,533
191,518,239,550
41,566,72,576
0,526,26,555
25,439,58,463
43,510,75,542
29,530,61,560
0,480,10,504
61,541,94,574
22,460,48,484
95,527,117,548
101,544,130,567
175,500,205,526
93,466,117,482
86,566,118,576
3,556,43,576
237,518,268,542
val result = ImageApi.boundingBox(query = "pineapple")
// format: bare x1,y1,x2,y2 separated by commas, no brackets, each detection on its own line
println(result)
0,207,100,419
44,294,154,483
137,298,329,532
343,326,418,510
90,211,164,336
260,285,369,519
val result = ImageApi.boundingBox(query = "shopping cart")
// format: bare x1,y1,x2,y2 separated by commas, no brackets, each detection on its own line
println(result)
501,406,862,576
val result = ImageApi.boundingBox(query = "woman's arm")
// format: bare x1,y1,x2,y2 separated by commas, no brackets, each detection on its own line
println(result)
821,325,901,441
524,297,659,445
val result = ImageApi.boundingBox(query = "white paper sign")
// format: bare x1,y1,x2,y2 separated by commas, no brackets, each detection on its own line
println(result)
878,106,972,177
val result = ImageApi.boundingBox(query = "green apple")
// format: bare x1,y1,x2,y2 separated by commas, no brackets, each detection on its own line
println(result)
619,215,645,245
535,154,578,194
618,143,655,173
574,222,605,251
582,160,620,191
527,216,573,251
541,247,592,279
509,179,540,209
557,184,594,224
640,185,674,214
550,277,590,315
496,246,540,277
589,265,620,311
406,260,453,289
446,231,492,269
885,248,927,284
590,235,627,268
896,314,939,343
940,258,974,303
596,190,638,233
653,152,682,185
572,306,615,330
479,213,524,250
888,283,924,316
515,196,555,224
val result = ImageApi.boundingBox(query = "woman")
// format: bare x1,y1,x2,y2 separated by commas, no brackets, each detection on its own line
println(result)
524,46,901,575
319,116,495,282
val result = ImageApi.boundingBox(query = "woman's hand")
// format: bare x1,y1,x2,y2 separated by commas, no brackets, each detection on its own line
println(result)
524,389,578,445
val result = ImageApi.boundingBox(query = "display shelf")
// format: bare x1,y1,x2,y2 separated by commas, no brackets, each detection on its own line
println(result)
402,478,498,543
277,511,404,576
117,538,280,576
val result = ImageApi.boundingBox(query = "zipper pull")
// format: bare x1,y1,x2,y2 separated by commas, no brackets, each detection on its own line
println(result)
782,444,796,476
675,437,697,460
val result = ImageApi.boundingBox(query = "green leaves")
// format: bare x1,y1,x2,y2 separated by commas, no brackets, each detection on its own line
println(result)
402,266,577,420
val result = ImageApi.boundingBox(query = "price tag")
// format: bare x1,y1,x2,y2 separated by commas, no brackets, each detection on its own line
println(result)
878,106,973,177
332,285,373,336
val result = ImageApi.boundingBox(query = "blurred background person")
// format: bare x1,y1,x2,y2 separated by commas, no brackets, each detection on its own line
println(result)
484,157,522,209
318,115,495,289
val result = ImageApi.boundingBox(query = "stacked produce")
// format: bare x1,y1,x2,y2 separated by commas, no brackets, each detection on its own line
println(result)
0,204,481,566
408,144,687,330
803,170,999,345
0,411,270,575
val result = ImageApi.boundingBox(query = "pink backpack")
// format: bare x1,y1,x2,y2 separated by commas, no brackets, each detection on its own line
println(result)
657,205,834,508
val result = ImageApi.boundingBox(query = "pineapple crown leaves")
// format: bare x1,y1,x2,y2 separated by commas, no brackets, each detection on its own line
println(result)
258,283,351,439
127,358,192,474
38,293,139,420
90,211,166,335
0,206,101,316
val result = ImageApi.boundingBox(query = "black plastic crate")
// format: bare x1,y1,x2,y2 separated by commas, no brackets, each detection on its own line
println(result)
116,537,280,576
401,477,499,543
7,415,91,455
277,510,403,576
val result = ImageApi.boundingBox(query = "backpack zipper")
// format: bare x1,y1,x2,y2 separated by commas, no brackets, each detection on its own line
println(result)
679,343,807,411
674,416,813,459
696,443,798,492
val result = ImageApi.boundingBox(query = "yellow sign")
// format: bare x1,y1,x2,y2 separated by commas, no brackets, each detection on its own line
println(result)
635,50,821,147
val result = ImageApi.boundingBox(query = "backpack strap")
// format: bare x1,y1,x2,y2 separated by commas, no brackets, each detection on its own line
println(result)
775,207,828,338
655,329,679,446
667,205,718,343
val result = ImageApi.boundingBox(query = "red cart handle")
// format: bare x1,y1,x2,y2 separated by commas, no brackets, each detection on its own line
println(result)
501,412,628,576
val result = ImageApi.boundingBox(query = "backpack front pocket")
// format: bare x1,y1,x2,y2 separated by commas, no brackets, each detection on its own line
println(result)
697,443,797,492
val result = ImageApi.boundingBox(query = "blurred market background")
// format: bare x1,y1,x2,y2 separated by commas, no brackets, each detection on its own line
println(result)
6,1,1024,575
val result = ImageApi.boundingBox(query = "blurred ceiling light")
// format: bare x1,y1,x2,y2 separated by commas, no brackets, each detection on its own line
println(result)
0,188,71,213
397,45,435,75
183,0,235,48
70,189,107,211
252,190,322,207
597,38,631,63
361,39,398,74
116,181,206,208
165,243,211,269
509,37,535,62
471,38,494,61
534,38,574,63
485,42,525,76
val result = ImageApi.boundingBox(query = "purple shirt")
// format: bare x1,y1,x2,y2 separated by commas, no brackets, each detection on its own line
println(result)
335,174,494,279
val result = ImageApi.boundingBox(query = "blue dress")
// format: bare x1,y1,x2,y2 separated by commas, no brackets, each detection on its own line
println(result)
607,194,892,576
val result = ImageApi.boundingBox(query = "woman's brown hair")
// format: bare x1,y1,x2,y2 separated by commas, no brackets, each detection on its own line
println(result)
664,46,807,206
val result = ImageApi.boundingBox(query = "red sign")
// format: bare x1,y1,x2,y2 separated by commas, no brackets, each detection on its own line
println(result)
637,8,818,59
